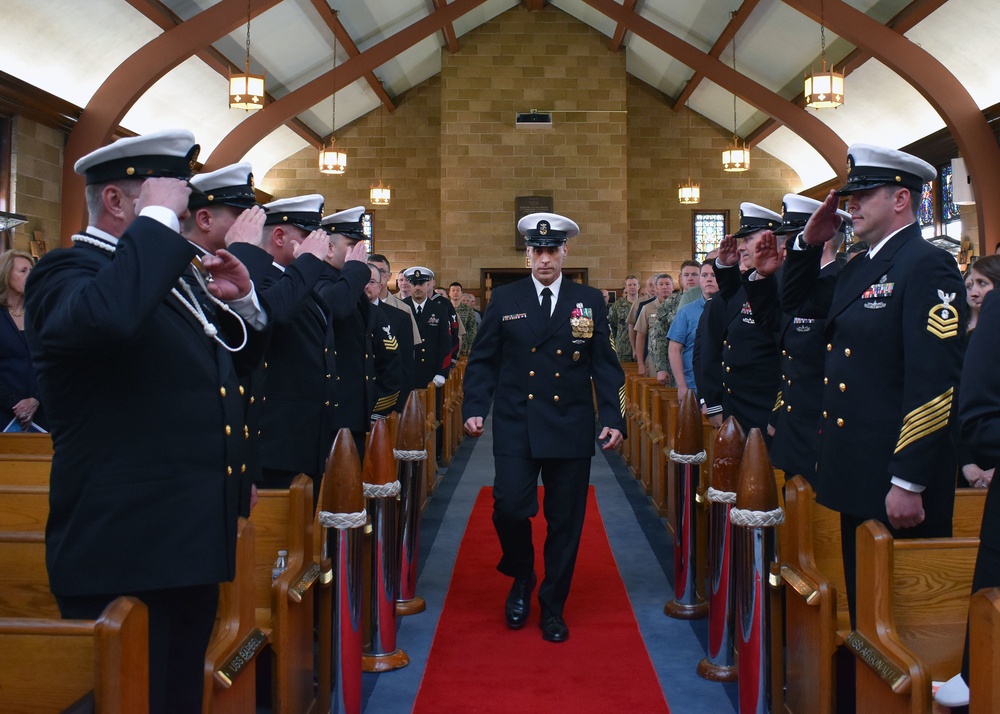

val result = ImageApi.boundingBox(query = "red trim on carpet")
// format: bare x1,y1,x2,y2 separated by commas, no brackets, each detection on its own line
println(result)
413,486,670,713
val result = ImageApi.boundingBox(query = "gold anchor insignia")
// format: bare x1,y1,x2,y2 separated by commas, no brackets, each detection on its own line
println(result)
538,221,549,235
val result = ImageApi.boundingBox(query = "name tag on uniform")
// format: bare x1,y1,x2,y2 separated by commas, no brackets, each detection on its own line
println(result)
503,313,527,322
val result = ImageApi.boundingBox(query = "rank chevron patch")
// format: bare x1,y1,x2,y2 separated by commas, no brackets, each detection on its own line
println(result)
927,290,959,339
383,337,398,351
895,387,953,454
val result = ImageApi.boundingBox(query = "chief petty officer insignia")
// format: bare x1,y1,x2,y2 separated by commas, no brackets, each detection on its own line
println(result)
570,303,593,341
927,290,959,339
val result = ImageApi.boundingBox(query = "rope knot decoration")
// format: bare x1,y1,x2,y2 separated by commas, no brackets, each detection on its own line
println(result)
706,487,737,504
363,481,401,499
393,449,428,462
318,509,368,530
669,449,707,464
729,507,785,528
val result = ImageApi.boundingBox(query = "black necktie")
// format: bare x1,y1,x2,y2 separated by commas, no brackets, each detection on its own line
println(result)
540,287,552,321
416,303,423,315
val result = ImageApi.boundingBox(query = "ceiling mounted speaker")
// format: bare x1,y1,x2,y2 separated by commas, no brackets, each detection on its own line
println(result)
516,111,552,130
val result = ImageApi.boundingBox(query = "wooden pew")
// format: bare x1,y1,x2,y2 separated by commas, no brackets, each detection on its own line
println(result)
851,520,978,713
0,455,52,486
250,476,319,714
0,596,149,714
780,476,986,714
422,385,438,498
0,432,53,455
203,517,267,714
0,485,48,532
650,387,678,520
970,588,1000,714
0,531,58,618
440,370,455,465
625,372,642,472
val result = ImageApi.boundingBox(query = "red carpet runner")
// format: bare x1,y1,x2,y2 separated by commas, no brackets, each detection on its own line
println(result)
413,487,670,713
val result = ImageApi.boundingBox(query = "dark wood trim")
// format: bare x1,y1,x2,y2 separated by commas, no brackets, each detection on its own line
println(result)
0,115,11,213
0,71,80,135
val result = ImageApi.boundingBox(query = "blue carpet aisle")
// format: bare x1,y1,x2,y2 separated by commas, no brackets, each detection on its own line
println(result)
361,418,738,713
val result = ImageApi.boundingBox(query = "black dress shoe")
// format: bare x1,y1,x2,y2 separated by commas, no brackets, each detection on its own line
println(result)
504,573,536,629
539,611,569,642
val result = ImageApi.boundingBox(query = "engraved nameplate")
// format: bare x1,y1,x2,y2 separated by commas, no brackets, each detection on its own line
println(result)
288,562,321,603
215,628,268,688
780,564,819,604
845,631,909,692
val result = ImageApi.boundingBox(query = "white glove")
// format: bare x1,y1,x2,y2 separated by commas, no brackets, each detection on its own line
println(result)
433,375,446,387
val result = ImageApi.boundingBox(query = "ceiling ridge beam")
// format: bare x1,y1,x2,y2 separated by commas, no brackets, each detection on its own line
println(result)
60,0,284,243
787,0,1000,252
579,0,848,178
672,0,762,111
745,0,948,146
309,0,396,113
206,0,491,169
126,0,323,148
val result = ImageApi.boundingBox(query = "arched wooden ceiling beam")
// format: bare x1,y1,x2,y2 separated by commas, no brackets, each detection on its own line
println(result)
786,0,1000,252
432,0,461,53
126,0,323,146
308,0,395,112
580,0,848,178
205,0,491,169
608,0,636,53
672,0,762,111
746,0,948,146
60,0,284,242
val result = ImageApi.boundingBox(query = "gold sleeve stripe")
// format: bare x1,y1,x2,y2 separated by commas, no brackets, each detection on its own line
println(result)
619,384,627,417
610,334,617,351
894,388,953,454
374,392,400,410
772,391,783,412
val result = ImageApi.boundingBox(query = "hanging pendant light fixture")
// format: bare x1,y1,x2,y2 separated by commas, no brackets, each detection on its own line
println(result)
722,20,750,173
370,96,391,206
229,0,266,111
804,0,844,109
319,23,347,175
678,104,700,205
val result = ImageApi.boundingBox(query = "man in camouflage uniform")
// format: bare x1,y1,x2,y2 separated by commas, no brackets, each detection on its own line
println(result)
449,281,478,357
652,260,701,384
608,274,639,362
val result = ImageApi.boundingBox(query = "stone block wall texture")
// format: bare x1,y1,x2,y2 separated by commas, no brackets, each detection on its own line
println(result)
10,117,63,255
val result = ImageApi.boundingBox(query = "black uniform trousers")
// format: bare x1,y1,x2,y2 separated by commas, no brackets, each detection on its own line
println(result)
56,583,219,714
492,454,591,618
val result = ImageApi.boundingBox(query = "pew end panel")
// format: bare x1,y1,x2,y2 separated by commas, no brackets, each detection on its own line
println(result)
0,485,49,532
0,433,53,455
852,520,979,714
970,588,1000,714
0,455,53,487
0,595,149,714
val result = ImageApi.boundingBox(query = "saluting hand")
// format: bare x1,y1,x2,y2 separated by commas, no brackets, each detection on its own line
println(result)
801,189,844,247
464,416,484,438
293,229,329,260
345,240,368,264
224,205,266,246
135,177,191,221
717,234,739,268
202,249,253,300
753,231,783,277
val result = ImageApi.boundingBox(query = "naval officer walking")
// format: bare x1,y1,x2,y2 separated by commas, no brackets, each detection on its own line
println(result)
463,212,626,642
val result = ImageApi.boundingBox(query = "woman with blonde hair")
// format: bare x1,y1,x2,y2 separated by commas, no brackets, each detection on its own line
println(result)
0,249,44,429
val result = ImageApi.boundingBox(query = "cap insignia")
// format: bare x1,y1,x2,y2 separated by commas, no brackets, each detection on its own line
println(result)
538,221,549,235
126,167,135,176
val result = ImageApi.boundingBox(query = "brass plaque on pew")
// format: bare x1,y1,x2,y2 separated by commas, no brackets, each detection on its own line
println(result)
844,631,909,692
289,562,321,602
215,628,268,688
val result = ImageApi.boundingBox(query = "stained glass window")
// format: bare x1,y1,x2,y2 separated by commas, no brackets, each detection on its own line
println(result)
692,211,728,263
362,212,373,255
940,164,961,223
918,182,934,227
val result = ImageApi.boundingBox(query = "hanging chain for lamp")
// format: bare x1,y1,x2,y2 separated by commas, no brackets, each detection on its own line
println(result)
678,103,700,205
370,89,391,205
722,18,750,172
804,0,844,109
229,0,266,110
319,19,347,174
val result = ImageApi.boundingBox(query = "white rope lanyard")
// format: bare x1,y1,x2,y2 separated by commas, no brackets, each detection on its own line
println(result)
73,233,248,352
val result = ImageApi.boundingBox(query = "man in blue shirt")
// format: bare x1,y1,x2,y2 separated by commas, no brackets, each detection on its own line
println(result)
667,262,718,402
